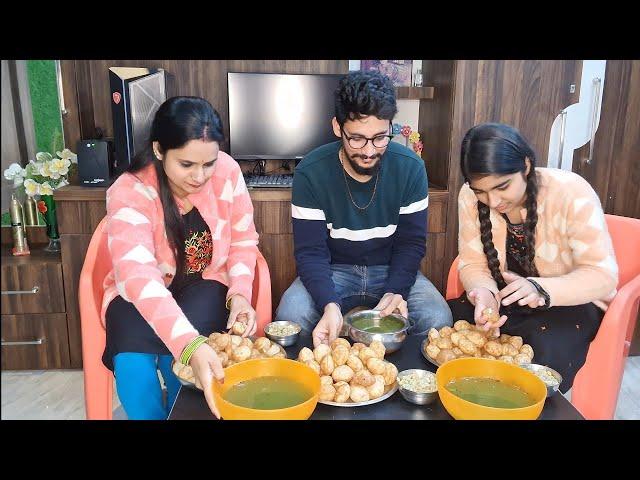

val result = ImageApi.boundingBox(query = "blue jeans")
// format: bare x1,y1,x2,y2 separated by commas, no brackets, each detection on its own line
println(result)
275,264,453,335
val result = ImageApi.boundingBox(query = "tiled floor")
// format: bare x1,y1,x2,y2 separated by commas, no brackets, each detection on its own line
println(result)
2,356,639,420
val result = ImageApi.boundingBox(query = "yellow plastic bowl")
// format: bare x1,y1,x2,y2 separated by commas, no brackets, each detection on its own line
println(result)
211,358,320,420
436,357,547,420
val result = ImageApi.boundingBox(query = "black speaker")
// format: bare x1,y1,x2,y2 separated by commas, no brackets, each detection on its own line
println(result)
109,67,168,174
77,139,113,187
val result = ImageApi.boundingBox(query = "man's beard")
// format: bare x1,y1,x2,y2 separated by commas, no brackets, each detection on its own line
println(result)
344,150,382,176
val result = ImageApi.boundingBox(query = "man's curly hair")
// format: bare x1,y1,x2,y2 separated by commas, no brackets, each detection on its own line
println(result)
334,70,398,126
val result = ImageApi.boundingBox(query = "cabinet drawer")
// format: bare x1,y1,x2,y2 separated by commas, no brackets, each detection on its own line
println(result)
1,313,70,369
1,263,65,314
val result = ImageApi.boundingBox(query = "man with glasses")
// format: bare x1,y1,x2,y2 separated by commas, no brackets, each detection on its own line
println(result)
276,70,452,347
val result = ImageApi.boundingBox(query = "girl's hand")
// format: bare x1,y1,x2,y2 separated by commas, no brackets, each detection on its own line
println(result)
467,287,508,331
498,271,546,309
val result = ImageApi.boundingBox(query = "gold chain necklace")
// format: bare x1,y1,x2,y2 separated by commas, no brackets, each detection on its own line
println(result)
339,148,380,212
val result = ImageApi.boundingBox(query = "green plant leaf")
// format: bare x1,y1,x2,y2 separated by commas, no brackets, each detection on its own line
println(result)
1,211,11,226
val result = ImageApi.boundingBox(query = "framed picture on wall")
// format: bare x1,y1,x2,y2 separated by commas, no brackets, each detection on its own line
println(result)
360,60,413,87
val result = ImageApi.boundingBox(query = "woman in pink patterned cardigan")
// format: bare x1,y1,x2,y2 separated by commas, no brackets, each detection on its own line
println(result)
101,97,259,419
448,123,618,392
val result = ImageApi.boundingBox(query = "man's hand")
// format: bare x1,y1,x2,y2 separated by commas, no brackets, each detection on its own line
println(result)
226,294,257,337
374,292,408,318
189,343,225,419
497,271,545,309
312,303,343,348
467,287,507,331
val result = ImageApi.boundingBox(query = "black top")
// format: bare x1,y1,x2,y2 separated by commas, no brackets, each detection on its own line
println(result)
170,207,213,293
503,214,529,277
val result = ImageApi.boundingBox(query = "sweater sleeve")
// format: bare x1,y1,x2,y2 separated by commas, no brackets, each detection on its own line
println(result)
530,176,618,307
291,170,340,311
383,163,428,299
225,166,259,303
457,185,500,294
105,176,199,361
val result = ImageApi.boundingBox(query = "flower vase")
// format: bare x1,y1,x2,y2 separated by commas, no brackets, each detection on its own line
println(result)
39,194,61,252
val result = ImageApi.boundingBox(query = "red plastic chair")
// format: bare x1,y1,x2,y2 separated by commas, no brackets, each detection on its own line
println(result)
78,217,272,420
445,214,640,420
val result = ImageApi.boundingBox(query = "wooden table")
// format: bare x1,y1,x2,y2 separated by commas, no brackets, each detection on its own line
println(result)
168,335,584,420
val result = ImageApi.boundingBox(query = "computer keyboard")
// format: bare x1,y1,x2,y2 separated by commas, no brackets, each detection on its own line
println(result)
244,174,294,188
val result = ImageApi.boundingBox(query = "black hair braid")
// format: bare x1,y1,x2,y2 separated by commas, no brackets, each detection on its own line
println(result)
478,202,507,290
522,172,540,277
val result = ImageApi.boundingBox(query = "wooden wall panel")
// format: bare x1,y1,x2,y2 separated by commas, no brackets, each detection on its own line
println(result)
420,60,455,189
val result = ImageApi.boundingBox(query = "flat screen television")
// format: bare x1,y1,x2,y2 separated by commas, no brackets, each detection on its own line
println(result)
228,72,344,160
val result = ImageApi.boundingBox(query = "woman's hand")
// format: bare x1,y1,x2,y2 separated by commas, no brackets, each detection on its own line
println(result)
374,292,409,318
189,343,224,419
226,294,257,337
467,287,507,331
497,271,546,309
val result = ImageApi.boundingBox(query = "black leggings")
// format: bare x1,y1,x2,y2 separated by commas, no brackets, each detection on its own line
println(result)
447,294,604,392
102,279,229,372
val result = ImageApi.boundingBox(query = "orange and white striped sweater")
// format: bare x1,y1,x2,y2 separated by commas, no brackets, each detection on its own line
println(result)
101,152,259,360
457,168,618,311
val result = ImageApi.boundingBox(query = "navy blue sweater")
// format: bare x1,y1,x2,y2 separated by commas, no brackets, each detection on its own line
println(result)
292,141,429,310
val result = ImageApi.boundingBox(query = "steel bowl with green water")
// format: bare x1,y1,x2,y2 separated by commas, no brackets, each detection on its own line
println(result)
344,310,410,353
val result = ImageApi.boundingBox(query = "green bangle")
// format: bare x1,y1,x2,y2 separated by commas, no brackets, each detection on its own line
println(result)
180,335,208,365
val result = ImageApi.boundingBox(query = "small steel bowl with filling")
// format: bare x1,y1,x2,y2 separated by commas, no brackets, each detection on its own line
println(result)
264,321,302,347
518,363,563,397
396,368,438,405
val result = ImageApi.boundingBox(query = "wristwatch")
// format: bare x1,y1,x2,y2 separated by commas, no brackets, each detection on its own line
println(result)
527,278,551,310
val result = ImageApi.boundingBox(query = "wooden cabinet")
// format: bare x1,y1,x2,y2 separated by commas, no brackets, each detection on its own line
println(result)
1,247,71,370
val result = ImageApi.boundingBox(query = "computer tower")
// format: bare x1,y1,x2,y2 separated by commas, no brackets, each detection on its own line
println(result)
77,139,114,187
109,67,168,175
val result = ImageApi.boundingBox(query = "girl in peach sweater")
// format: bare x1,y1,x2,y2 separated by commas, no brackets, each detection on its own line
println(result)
449,123,618,391
101,97,259,419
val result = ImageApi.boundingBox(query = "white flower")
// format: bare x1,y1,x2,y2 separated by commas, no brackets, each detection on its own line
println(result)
23,178,40,197
37,162,53,178
4,163,24,181
49,158,70,179
56,148,77,164
39,182,54,196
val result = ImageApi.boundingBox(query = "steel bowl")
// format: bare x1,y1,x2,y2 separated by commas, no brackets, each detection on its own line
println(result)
397,369,438,405
344,310,410,353
264,321,302,347
518,363,563,397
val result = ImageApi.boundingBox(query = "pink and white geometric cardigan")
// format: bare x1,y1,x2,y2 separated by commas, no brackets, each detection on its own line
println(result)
100,151,259,361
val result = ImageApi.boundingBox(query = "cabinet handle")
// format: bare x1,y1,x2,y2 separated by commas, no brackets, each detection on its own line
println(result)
586,77,602,166
558,109,567,167
1,286,40,295
1,338,45,346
